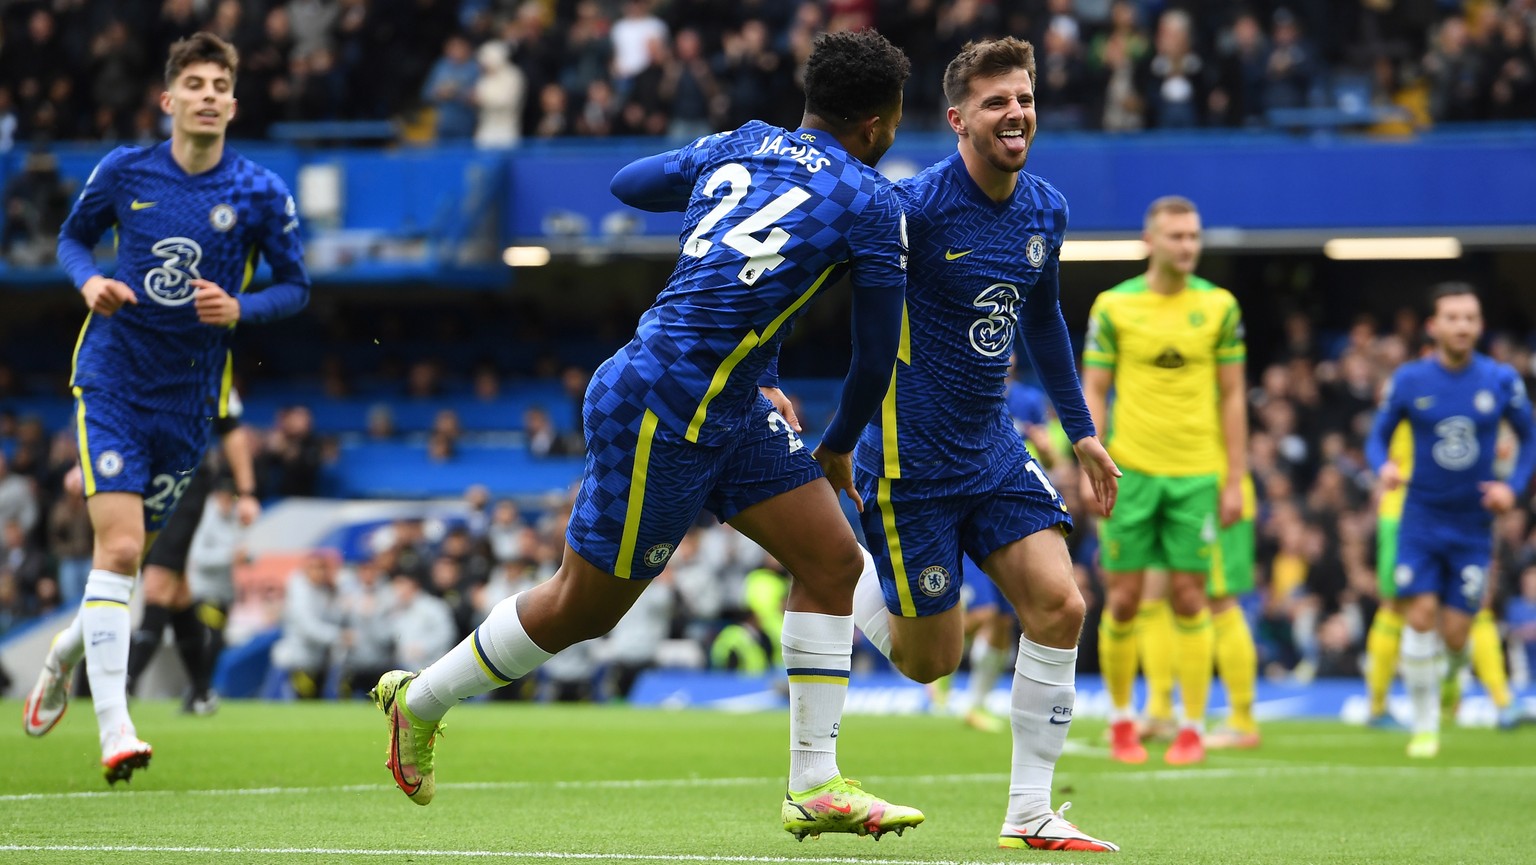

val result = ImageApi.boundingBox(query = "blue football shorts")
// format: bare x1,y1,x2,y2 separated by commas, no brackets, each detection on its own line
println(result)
1392,508,1492,615
568,391,821,579
72,386,208,533
857,445,1071,618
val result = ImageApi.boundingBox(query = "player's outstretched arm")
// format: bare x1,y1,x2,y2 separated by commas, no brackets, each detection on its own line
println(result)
1365,373,1407,480
610,150,693,213
219,424,261,525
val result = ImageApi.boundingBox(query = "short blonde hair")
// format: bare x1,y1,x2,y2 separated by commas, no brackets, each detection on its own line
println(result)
1143,195,1198,232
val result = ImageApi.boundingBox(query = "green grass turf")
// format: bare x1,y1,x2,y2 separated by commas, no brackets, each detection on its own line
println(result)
2,699,1533,864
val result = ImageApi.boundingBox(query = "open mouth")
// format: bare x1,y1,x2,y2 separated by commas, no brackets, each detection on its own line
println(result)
998,128,1027,154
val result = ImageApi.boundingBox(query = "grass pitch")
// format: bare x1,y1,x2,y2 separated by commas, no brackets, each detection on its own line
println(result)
2,699,1532,864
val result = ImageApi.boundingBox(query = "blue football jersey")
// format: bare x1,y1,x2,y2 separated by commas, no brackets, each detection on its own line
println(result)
600,120,907,446
856,153,1070,480
60,142,307,417
1367,353,1536,525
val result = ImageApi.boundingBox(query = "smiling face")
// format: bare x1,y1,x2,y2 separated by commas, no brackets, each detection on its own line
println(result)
161,60,236,142
950,67,1036,175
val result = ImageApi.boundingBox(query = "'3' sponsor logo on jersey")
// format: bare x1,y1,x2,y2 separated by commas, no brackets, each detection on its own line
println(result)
144,237,204,306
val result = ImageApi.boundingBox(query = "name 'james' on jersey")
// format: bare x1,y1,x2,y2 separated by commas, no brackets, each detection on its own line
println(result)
855,152,1067,480
61,142,306,416
599,120,907,446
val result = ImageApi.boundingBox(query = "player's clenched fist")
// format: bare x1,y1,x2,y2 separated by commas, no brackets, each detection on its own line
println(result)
193,279,242,325
80,275,137,316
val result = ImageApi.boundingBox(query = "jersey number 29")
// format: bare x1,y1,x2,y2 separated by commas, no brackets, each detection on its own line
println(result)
682,163,810,286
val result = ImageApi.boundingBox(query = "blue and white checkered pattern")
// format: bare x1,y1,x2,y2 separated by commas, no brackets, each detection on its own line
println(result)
598,120,906,448
857,152,1070,481
63,141,306,418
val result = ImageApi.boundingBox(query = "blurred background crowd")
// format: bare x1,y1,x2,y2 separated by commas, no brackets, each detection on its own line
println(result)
0,0,1532,150
2,0,1536,701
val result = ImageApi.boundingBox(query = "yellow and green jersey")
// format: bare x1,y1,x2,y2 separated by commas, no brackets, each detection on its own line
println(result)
1083,274,1244,476
1377,421,1413,520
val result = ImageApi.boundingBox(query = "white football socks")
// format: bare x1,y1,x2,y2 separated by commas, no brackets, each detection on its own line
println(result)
48,611,86,670
851,546,893,658
967,634,1012,713
782,611,853,793
406,592,553,722
1006,638,1077,826
1400,626,1442,735
81,570,136,745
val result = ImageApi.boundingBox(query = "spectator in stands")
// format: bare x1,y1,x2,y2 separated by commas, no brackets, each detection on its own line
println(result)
1035,15,1092,130
463,484,492,538
230,5,293,138
88,20,144,139
2,149,69,266
390,570,458,670
1263,8,1317,112
1094,26,1145,131
46,482,92,604
662,28,720,140
610,0,668,97
1,518,46,610
523,405,577,457
575,78,621,137
423,33,480,141
486,499,533,563
532,82,573,137
1209,11,1269,127
474,40,525,148
602,567,677,699
1140,8,1205,128
289,0,338,61
620,36,672,136
1423,16,1485,122
271,551,345,699
258,405,326,496
0,88,16,152
406,359,443,398
1487,12,1536,121
339,557,394,697
0,452,36,535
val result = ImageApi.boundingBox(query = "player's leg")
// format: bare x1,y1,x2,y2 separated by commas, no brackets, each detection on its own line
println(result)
974,465,1116,852
1135,568,1176,741
1365,515,1405,727
1161,474,1220,766
720,399,923,839
1396,533,1448,756
166,579,214,713
126,564,179,694
1096,468,1157,763
1436,542,1488,730
82,490,153,782
192,598,229,706
383,408,695,805
961,564,1013,732
1208,515,1260,749
1469,571,1520,728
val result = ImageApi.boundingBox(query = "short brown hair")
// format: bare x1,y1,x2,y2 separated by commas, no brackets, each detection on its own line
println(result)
165,32,239,87
1143,195,1198,231
942,38,1037,108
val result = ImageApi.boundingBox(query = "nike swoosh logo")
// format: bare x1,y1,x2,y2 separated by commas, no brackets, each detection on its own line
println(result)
1048,716,1072,725
944,249,973,261
130,200,156,210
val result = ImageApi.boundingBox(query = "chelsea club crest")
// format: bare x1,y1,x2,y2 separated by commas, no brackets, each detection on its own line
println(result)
210,204,237,232
918,566,950,597
1025,234,1046,267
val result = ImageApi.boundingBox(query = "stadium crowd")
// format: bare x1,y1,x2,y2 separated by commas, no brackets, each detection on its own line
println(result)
0,0,1532,150
4,304,1536,697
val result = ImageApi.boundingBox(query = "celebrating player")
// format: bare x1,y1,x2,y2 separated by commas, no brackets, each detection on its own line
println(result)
1365,283,1535,757
22,33,310,784
370,30,925,841
1082,196,1250,766
845,37,1121,853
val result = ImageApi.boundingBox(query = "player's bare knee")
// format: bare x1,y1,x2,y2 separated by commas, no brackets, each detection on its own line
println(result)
96,535,143,575
893,649,960,684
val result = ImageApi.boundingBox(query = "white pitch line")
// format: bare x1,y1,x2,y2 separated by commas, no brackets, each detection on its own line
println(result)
4,765,1532,804
0,845,1003,865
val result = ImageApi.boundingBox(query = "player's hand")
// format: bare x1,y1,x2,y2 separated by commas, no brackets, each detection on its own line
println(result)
1378,460,1403,492
192,280,241,325
1480,480,1517,514
812,443,863,512
760,386,801,432
236,494,262,526
80,275,137,316
1073,436,1121,518
1219,479,1244,528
